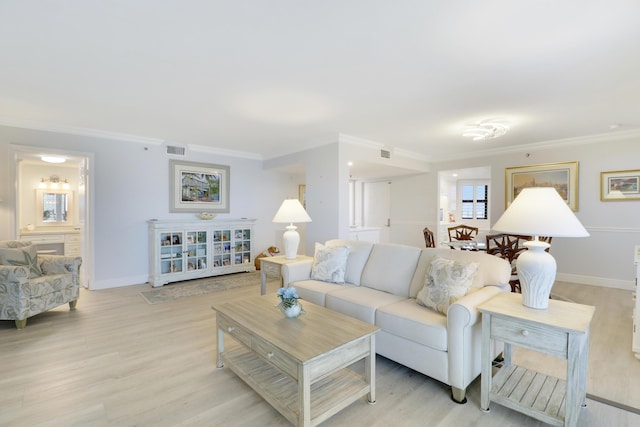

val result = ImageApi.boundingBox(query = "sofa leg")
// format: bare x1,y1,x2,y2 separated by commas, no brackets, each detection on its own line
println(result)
15,318,27,329
69,300,78,310
451,387,467,404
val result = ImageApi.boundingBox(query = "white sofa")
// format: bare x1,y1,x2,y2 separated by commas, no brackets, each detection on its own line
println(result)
282,239,511,403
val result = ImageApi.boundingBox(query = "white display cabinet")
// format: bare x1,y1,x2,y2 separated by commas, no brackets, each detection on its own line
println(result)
148,219,256,287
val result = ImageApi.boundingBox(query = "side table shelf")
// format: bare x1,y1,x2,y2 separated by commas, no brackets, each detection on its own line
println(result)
479,292,595,427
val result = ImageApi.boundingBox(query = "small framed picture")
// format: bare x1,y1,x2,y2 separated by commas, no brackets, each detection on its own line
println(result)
600,170,640,201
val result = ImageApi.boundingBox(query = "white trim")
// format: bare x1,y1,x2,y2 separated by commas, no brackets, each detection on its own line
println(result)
555,272,634,291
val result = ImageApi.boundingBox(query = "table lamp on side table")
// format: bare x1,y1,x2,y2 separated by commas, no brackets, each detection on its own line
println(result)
272,199,312,260
492,187,589,309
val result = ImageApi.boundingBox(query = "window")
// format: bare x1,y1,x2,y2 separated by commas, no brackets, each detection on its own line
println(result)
461,183,488,220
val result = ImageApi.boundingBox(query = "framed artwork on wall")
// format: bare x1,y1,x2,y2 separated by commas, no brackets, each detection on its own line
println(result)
298,184,306,209
600,169,640,201
505,161,579,211
170,160,230,213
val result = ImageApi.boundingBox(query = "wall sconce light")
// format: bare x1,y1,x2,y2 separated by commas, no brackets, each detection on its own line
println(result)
39,175,70,190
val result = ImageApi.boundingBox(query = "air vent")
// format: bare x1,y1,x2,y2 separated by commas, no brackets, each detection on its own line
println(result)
380,149,391,159
165,145,187,156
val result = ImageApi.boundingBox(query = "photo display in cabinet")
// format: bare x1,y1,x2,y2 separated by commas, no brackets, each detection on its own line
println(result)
160,232,183,274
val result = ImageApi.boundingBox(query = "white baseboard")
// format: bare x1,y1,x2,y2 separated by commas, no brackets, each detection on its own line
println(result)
556,273,635,291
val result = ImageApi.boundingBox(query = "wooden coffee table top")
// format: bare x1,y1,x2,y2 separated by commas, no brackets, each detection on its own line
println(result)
212,294,379,363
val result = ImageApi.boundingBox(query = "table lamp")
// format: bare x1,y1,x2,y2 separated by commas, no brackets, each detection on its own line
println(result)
492,187,589,309
272,199,312,259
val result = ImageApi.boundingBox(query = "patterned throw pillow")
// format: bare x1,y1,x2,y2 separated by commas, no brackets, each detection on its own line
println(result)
416,257,479,315
0,245,43,278
310,242,349,284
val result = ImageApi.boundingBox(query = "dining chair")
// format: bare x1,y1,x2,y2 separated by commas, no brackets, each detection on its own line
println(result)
447,225,479,249
485,233,553,292
423,227,435,248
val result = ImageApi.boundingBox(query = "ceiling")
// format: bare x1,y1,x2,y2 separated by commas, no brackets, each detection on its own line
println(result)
1,1,639,165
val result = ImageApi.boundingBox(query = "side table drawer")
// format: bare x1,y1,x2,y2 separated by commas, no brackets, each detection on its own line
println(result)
261,261,281,279
491,316,568,358
217,314,252,347
251,335,298,379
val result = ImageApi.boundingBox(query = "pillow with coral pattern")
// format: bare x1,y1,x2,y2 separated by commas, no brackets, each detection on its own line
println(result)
310,242,349,284
416,257,479,315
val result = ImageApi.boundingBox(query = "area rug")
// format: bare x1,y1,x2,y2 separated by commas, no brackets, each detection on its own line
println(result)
140,271,264,304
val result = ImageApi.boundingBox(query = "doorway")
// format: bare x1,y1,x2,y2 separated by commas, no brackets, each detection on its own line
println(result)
10,145,93,288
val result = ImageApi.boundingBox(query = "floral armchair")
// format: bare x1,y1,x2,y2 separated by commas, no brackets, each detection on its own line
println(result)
0,240,81,329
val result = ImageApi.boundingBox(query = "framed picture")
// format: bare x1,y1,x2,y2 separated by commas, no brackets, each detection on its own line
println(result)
600,169,640,201
170,160,230,213
299,184,306,209
505,161,579,211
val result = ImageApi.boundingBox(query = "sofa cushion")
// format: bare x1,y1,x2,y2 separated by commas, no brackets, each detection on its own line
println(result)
325,286,405,325
376,299,448,351
325,239,374,285
310,242,349,283
416,257,479,315
360,244,422,297
0,245,43,278
292,279,355,307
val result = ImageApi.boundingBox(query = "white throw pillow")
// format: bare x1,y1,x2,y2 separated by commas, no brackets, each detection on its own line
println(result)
416,257,479,315
310,242,349,284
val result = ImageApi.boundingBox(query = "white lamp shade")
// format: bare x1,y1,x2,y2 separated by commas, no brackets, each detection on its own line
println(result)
272,199,312,224
492,187,589,237
272,199,311,259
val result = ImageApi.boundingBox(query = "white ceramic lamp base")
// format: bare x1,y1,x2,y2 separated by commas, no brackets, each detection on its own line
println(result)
516,240,556,309
282,224,300,260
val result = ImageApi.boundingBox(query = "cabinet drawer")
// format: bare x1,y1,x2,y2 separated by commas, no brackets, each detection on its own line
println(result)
261,261,281,278
65,234,81,243
251,335,297,379
217,314,251,347
65,243,81,255
491,316,568,358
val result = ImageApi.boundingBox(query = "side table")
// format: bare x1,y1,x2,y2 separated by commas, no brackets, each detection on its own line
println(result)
260,255,313,295
478,292,595,427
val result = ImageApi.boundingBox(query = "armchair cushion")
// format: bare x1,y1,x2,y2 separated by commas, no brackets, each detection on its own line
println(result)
0,245,43,278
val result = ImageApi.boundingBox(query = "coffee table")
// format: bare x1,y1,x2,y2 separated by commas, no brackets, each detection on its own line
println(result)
212,294,379,427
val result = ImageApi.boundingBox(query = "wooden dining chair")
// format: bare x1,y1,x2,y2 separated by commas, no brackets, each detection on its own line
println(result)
423,227,435,248
485,233,553,292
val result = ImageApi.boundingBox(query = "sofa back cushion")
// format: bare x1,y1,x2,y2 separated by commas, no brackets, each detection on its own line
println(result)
408,248,511,298
360,243,422,297
325,239,374,285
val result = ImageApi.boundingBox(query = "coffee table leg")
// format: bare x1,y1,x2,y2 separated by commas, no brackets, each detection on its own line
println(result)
260,260,267,295
366,335,376,404
216,327,224,368
298,364,311,427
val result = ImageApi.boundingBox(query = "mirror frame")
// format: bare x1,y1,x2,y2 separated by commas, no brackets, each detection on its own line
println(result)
35,188,75,227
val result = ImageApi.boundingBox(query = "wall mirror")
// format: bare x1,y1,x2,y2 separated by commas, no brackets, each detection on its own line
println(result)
36,189,74,227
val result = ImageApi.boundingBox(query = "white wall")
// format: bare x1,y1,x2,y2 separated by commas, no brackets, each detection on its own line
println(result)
0,125,300,289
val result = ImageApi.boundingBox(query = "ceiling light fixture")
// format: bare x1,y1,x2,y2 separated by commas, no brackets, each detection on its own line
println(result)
41,156,66,164
462,119,509,141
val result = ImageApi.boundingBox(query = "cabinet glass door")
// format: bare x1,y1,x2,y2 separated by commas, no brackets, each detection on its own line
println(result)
160,232,183,274
234,228,252,266
212,229,232,268
186,231,208,271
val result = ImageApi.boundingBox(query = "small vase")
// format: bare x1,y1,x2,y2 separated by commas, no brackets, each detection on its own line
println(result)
280,301,303,318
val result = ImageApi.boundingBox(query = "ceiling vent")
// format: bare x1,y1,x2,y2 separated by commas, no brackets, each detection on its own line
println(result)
380,149,391,159
165,144,187,156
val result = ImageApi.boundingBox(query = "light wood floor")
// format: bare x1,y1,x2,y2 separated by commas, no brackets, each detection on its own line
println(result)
1,279,639,427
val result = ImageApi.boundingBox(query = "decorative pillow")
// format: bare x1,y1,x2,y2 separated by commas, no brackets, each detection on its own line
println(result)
416,257,479,315
310,242,349,284
0,245,43,278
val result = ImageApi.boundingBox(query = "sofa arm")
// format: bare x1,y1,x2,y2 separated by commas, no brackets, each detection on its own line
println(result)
281,259,313,287
38,255,82,276
0,265,31,284
446,285,508,393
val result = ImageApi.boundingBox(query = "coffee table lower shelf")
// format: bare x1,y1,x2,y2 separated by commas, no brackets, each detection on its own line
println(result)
491,364,568,426
221,348,371,426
